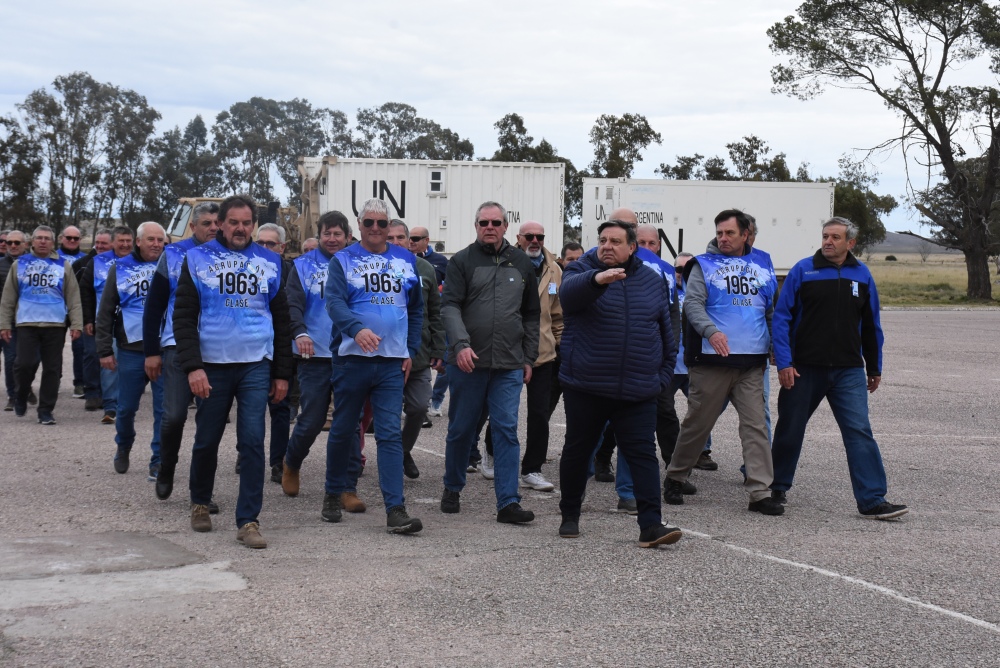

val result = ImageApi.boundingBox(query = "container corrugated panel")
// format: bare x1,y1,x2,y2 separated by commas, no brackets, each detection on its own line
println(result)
581,179,835,275
315,158,565,256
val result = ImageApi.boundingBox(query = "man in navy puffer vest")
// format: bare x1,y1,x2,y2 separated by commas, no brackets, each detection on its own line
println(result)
556,220,682,549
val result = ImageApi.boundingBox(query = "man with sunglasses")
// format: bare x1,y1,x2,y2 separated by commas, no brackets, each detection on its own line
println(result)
440,201,541,523
478,221,562,492
322,198,424,534
57,226,88,398
0,230,36,410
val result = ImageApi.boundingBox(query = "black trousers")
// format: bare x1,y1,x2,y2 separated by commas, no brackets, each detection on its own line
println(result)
596,383,680,468
483,360,555,475
15,326,65,413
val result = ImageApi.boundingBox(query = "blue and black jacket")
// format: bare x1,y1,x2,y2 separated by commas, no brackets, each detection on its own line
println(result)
773,250,883,375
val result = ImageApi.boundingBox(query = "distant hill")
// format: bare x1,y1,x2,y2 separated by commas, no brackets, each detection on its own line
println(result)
871,231,961,255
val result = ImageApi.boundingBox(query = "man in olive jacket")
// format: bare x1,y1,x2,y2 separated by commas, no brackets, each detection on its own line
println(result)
440,201,541,524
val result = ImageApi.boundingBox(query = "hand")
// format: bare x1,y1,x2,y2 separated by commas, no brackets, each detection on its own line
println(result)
296,335,315,357
708,332,730,357
84,323,94,336
867,375,881,393
429,357,445,372
145,355,162,382
270,379,288,403
402,357,412,383
99,355,116,371
778,366,799,389
0,330,10,343
523,364,533,384
594,268,627,285
456,347,478,373
70,329,81,341
188,369,212,399
354,328,381,353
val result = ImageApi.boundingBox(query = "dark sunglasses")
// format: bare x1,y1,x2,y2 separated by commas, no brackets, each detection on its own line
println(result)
477,219,504,227
63,236,80,241
522,234,544,242
6,240,21,246
409,235,427,242
258,240,281,249
362,218,389,229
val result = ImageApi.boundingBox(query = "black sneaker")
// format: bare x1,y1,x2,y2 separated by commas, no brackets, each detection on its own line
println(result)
26,390,37,405
155,469,173,500
73,384,85,398
113,448,130,474
638,523,683,548
664,479,685,505
147,464,159,482
101,411,115,425
321,493,343,523
440,489,460,514
694,452,719,471
3,398,12,411
84,396,102,411
748,497,785,516
403,452,420,479
270,462,283,484
234,454,241,475
594,460,614,482
497,502,534,524
386,506,423,534
616,497,638,515
38,412,56,425
771,489,787,505
466,458,481,474
207,500,220,515
421,417,432,428
14,401,27,417
680,479,697,495
559,517,580,538
860,502,908,520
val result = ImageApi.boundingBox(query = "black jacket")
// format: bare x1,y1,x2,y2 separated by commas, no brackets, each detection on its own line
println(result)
173,234,293,380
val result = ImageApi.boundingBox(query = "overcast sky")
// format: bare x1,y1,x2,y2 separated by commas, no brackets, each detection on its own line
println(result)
2,0,991,232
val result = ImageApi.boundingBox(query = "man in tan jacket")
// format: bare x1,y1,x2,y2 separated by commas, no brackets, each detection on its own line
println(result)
0,225,83,423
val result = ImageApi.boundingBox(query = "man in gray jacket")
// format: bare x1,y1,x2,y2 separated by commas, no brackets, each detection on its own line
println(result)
440,201,541,524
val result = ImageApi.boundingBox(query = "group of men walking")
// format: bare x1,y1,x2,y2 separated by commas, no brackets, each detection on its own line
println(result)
0,194,906,550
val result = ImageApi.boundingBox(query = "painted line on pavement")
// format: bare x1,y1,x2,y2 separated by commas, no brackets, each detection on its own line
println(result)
684,529,1000,635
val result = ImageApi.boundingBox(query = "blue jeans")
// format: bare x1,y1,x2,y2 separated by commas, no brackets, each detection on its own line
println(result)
587,423,635,500
444,365,523,511
114,348,164,467
157,346,193,477
431,366,448,408
326,356,405,512
189,360,271,528
285,358,335,469
71,335,84,386
80,333,102,400
0,333,14,399
100,345,119,413
771,366,888,512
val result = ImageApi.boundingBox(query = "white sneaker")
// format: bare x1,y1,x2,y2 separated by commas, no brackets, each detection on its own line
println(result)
479,454,495,480
427,404,443,417
520,471,555,492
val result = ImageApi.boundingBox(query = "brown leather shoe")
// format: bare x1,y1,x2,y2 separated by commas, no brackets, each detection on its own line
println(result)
237,521,267,549
282,464,300,497
341,491,366,513
190,504,212,532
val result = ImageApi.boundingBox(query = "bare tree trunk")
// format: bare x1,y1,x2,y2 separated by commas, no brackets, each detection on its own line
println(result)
964,245,993,300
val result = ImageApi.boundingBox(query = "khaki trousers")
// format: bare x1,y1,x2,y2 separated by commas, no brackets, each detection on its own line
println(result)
667,364,773,502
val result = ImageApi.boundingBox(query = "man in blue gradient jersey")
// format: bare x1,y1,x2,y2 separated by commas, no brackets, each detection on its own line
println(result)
322,197,424,535
173,195,293,549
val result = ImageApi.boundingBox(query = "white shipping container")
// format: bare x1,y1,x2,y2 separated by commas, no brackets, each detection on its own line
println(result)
299,157,565,256
581,179,835,275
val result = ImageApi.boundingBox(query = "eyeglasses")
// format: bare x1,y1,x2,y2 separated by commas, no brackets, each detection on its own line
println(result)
362,218,389,229
409,235,427,242
7,240,22,246
63,236,80,241
258,240,281,249
477,219,504,227
675,268,684,274
521,234,544,242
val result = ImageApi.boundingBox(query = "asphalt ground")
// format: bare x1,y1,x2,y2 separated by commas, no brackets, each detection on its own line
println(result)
0,309,998,667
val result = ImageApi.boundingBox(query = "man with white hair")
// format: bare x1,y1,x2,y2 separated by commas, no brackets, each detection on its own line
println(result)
97,222,167,478
0,226,83,423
